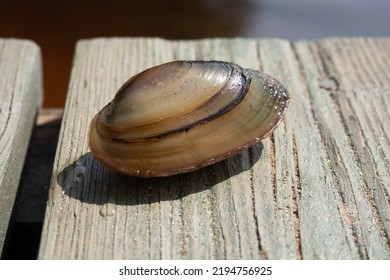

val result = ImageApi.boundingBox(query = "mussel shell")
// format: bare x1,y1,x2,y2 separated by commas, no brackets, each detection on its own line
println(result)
88,60,289,177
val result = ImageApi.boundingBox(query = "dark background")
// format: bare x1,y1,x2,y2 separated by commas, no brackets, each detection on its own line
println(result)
1,0,389,108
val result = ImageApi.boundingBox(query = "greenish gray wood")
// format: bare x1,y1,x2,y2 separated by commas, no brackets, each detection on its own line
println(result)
0,39,42,254
38,37,390,259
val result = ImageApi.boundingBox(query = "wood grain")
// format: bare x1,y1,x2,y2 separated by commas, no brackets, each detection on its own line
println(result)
0,39,42,254
38,37,390,259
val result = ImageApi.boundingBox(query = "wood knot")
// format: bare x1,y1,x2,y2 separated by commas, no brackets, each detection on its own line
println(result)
319,77,339,92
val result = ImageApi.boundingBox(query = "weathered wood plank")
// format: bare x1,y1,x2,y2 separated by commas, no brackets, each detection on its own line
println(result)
38,37,390,259
0,39,42,254
296,38,390,258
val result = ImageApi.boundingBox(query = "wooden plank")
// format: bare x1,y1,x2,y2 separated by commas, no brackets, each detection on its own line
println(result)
291,38,390,259
1,109,62,260
38,37,390,259
0,39,42,254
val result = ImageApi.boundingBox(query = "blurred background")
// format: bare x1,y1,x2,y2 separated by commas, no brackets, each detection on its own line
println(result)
1,0,389,108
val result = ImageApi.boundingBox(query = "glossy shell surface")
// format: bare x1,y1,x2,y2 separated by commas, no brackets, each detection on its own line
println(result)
88,60,289,177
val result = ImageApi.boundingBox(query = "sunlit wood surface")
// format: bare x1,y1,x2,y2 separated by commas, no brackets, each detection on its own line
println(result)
38,37,390,259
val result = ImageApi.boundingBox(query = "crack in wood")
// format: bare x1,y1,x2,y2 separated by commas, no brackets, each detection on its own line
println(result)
230,187,243,259
208,184,220,259
212,180,228,259
291,134,303,259
292,134,302,201
269,134,277,208
248,147,264,258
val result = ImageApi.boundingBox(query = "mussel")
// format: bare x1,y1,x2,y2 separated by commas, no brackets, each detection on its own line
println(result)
88,60,289,177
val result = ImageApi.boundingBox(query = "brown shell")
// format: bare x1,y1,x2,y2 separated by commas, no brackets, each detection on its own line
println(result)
88,60,289,177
